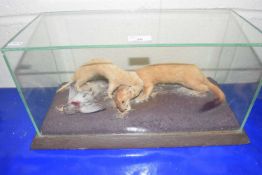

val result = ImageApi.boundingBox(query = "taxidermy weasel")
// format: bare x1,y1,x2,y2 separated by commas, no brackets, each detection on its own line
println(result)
114,63,225,113
56,59,144,98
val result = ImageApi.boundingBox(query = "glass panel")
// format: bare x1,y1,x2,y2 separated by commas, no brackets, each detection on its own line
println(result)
3,50,60,135
4,45,262,135
2,9,262,52
1,9,262,136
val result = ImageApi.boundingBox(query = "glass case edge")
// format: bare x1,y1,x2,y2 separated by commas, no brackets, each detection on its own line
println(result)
40,8,232,15
36,129,244,137
1,51,41,136
240,77,262,130
2,43,262,52
1,9,262,52
0,14,41,52
231,9,262,34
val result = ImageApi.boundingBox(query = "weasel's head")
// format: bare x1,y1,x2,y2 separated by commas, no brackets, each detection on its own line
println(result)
114,85,133,113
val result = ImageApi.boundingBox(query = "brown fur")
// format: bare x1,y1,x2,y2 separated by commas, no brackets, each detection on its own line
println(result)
113,85,136,113
114,63,225,112
57,59,143,98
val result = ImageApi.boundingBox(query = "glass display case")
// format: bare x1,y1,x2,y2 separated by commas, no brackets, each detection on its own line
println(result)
1,9,262,149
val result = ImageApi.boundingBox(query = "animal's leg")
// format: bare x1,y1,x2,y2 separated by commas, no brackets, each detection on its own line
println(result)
135,83,154,103
74,70,95,92
75,79,87,92
107,83,116,98
184,81,209,93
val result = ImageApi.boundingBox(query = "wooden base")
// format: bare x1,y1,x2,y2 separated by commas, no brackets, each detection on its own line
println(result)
32,130,249,149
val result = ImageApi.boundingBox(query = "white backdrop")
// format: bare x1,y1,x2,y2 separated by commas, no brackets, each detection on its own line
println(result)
0,0,262,87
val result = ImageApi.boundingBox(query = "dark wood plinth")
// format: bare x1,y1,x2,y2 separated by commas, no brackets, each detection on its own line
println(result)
32,130,249,149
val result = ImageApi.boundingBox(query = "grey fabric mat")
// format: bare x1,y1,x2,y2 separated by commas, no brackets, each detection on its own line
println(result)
41,84,239,135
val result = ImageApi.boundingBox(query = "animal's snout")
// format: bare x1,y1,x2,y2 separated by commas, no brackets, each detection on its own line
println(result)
115,98,128,112
118,107,127,113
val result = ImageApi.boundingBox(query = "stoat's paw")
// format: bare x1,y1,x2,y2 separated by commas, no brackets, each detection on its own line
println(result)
151,92,157,98
115,111,128,119
135,98,143,103
135,96,148,103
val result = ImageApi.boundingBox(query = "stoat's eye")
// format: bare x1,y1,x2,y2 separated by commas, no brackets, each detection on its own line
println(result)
121,101,125,104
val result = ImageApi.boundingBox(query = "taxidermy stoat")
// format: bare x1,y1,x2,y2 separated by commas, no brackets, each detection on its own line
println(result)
114,63,225,112
56,59,143,98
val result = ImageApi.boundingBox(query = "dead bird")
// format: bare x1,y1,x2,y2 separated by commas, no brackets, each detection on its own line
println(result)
56,83,105,115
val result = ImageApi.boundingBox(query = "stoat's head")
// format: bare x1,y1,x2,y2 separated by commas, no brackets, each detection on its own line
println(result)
113,85,134,113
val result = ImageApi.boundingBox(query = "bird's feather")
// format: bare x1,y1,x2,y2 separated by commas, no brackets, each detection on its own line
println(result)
63,85,105,114
79,103,105,113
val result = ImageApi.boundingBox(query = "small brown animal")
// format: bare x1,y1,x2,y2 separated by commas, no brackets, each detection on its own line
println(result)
57,59,143,99
113,85,137,113
114,63,225,112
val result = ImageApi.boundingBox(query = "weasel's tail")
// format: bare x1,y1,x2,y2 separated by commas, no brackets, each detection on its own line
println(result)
206,79,225,104
201,79,225,111
56,80,74,93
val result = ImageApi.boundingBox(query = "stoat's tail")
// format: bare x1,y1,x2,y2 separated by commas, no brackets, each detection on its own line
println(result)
201,79,225,111
56,80,74,93
206,79,225,104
